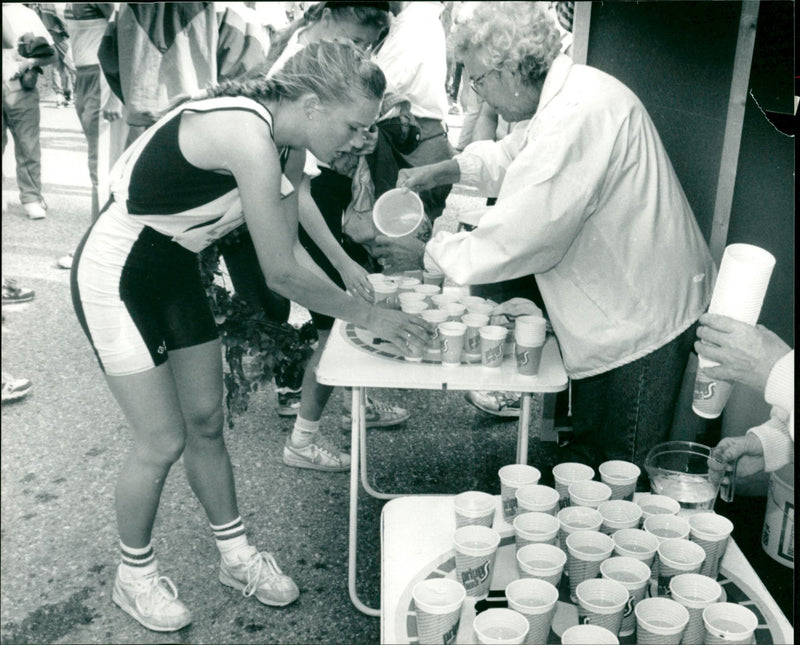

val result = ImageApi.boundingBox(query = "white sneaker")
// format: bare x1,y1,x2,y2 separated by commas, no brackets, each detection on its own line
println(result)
219,546,299,607
112,565,192,632
282,434,351,472
24,202,47,220
57,253,73,270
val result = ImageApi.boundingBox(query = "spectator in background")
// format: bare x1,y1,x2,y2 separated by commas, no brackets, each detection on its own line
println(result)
31,3,75,107
2,1,57,220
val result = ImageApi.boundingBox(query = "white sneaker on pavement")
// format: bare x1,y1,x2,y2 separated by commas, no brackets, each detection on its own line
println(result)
57,253,73,270
24,202,47,220
219,546,299,607
282,433,350,472
112,565,192,632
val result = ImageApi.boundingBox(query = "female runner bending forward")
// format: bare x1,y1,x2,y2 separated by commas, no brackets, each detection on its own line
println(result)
70,41,429,633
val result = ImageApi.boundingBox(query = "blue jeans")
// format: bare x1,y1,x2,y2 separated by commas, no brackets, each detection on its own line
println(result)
560,324,697,489
2,87,43,205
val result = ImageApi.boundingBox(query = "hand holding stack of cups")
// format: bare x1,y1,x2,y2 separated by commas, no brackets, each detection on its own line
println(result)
414,459,753,645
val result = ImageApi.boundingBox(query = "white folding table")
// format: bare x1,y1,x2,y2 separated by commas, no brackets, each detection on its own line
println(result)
316,319,568,616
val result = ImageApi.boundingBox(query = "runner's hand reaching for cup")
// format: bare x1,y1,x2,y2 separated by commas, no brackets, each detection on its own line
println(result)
338,257,373,303
365,308,431,357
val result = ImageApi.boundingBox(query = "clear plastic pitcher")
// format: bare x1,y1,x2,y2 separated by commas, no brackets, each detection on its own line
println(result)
644,441,736,511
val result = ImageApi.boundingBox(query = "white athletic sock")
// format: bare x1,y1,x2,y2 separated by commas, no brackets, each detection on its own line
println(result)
291,416,320,448
119,541,158,578
210,517,250,564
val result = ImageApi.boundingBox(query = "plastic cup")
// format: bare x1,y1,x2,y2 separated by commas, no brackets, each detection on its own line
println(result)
644,514,691,581
398,290,427,306
706,244,776,327
515,543,567,587
373,187,424,237
454,491,496,529
513,512,560,551
612,528,659,569
599,460,641,501
400,300,429,316
414,283,442,305
600,556,652,636
439,321,466,367
553,462,595,509
561,624,620,644
688,512,734,579
692,367,734,419
557,506,603,550
422,270,445,288
637,494,681,522
669,574,722,645
431,292,459,309
569,480,613,509
468,302,496,317
420,308,449,361
498,464,541,521
598,500,642,535
702,602,758,645
514,315,547,339
373,281,398,309
565,530,615,602
575,578,629,636
505,578,558,645
403,269,424,282
459,295,486,307
514,341,544,376
462,313,490,362
453,525,500,599
516,484,560,516
367,272,388,286
635,597,690,645
445,301,467,322
479,325,508,368
473,607,530,645
656,539,706,596
397,276,421,294
412,578,466,645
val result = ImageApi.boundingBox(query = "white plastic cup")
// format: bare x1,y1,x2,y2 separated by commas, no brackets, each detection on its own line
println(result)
637,494,681,522
569,480,613,509
398,290,427,306
431,292,459,308
598,460,641,501
644,514,691,581
462,313,490,362
420,308,449,360
600,556,652,637
479,325,508,368
422,270,445,288
459,295,487,308
565,530,615,602
513,512,560,551
445,301,467,321
400,300,429,316
612,528,659,569
473,607,530,644
561,624,620,644
454,491,496,529
516,484,560,516
397,276,421,294
692,367,734,419
439,321,467,367
412,578,466,645
575,577,629,636
598,500,643,535
372,187,424,237
656,539,706,597
373,280,398,309
635,597,690,645
453,525,500,599
498,464,541,521
468,301,496,317
557,506,603,550
553,463,595,509
414,283,442,304
669,573,722,645
505,578,558,645
367,272,388,286
688,512,734,579
516,542,567,588
702,602,758,645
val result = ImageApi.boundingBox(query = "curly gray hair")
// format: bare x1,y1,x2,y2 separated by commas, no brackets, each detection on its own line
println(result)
452,2,562,85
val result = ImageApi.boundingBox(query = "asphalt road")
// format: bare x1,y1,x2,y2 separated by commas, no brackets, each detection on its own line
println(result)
1,95,560,644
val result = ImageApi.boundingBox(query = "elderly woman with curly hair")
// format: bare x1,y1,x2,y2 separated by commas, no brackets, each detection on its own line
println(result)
398,2,716,484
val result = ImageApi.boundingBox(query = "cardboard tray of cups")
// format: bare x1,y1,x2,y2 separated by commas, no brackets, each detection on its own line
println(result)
381,496,792,644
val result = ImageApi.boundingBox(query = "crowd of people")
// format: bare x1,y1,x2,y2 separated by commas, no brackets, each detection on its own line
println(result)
2,0,793,635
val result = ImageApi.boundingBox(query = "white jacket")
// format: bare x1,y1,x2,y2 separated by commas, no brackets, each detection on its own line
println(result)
426,55,716,378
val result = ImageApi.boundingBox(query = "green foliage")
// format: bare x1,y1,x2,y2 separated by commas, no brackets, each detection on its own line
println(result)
199,240,317,427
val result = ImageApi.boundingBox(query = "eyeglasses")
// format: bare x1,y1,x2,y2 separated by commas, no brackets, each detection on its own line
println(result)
469,68,499,94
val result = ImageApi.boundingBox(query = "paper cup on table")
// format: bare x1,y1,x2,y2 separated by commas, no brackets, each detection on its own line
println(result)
453,525,500,599
414,283,442,305
498,464,541,521
431,292,458,309
575,578,629,636
558,506,603,551
669,574,722,645
644,514,691,581
692,367,734,419
373,187,424,237
514,341,544,376
462,313,490,362
505,577,559,645
460,295,486,307
599,460,641,501
516,484,560,516
398,290,427,306
372,280,398,309
598,500,642,535
656,538,706,597
422,270,445,288
420,308,449,361
516,543,567,587
400,300,428,316
612,528,659,569
469,302,496,317
366,272,388,286
412,578,466,645
454,491,496,529
553,462,595,509
635,597,690,645
569,480,613,509
600,556,652,636
561,624,619,644
403,268,424,282
688,512,734,579
396,276,421,294
439,321,466,367
445,301,467,321
514,316,547,376
480,325,508,368
513,512,560,551
637,494,681,522
565,530,615,603
702,602,758,645
473,607,530,645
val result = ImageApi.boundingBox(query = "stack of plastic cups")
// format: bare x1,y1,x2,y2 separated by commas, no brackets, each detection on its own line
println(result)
597,500,642,535
600,556,652,638
516,484,560,516
688,512,734,579
575,578,629,637
669,573,722,645
498,464,541,522
462,313,490,363
693,244,775,419
513,512,560,551
634,597,690,645
516,543,567,587
505,578,559,645
412,578,466,645
553,463,595,510
514,315,547,376
598,460,641,501
565,530,614,603
454,491,496,529
569,480,613,509
473,608,530,645
702,603,758,645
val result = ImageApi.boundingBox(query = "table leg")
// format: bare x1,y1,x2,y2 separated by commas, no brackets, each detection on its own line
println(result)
516,393,532,465
348,386,380,616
